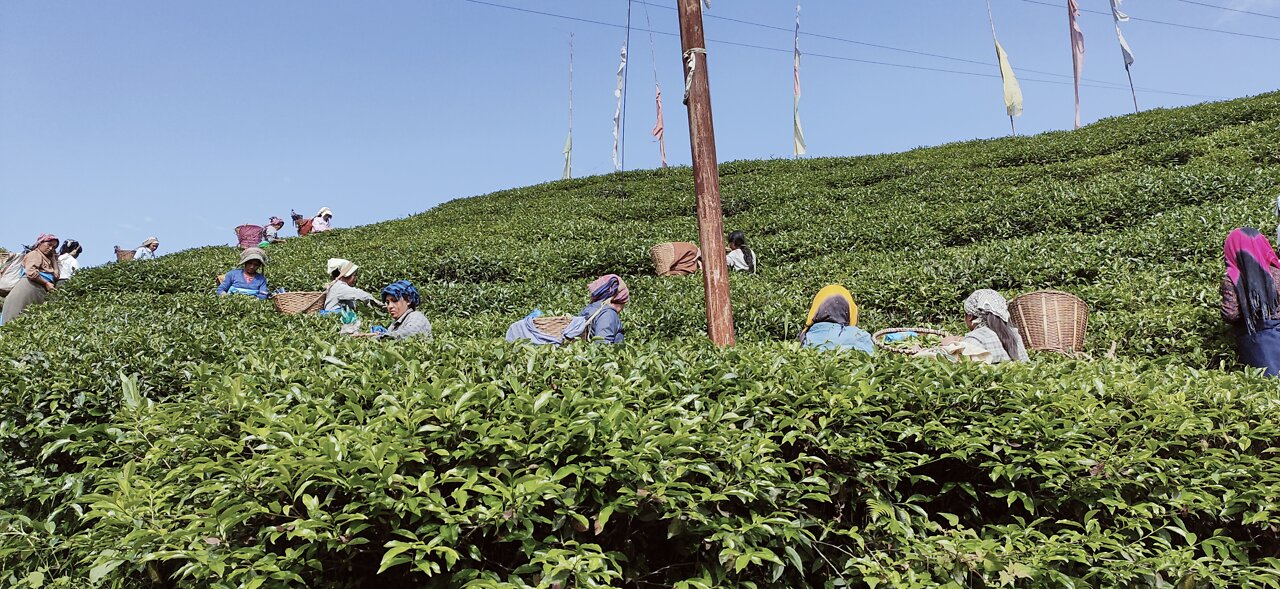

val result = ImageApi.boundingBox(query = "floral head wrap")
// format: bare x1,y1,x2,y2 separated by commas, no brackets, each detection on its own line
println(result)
963,289,1010,323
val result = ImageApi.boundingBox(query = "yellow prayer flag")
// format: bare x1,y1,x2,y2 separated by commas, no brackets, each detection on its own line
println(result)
994,38,1023,118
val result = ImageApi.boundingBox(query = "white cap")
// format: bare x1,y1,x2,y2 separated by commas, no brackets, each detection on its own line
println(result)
326,258,358,278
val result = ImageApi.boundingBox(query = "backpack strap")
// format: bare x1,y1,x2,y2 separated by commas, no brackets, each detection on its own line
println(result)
579,297,615,341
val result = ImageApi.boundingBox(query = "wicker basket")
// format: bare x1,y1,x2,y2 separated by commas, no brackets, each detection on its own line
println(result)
872,328,953,355
649,243,677,276
1008,290,1088,354
235,224,266,249
114,246,136,262
532,315,574,338
649,242,699,276
273,291,325,315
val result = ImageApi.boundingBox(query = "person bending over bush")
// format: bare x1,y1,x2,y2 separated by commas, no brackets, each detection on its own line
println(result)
797,285,873,354
1221,227,1280,376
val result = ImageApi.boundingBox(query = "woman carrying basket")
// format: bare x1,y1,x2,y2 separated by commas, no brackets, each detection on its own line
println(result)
504,274,630,345
216,248,270,299
797,285,874,354
134,237,160,260
264,217,287,243
1,234,60,325
576,274,629,344
1221,227,1280,376
323,258,378,312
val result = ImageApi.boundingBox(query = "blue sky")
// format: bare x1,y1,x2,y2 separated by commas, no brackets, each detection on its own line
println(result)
2,0,1278,266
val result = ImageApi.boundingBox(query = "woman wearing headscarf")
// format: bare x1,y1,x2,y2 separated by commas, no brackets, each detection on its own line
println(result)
1221,227,1280,375
264,216,287,243
216,247,270,299
376,280,432,339
312,207,334,233
323,258,377,311
797,285,874,354
57,239,83,283
134,237,160,260
576,274,630,344
957,289,1028,364
2,234,60,325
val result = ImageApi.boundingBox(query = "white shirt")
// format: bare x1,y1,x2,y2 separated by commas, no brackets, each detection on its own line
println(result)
324,280,377,311
134,247,156,260
58,254,79,280
312,216,331,232
726,248,756,271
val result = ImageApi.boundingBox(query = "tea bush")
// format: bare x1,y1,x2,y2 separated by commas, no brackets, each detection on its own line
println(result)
3,92,1280,587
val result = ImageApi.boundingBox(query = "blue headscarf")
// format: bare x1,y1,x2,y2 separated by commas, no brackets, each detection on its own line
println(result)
381,280,420,309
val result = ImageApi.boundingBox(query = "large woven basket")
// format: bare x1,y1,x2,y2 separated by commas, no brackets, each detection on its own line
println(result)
649,242,699,276
1008,290,1088,354
235,224,266,249
872,328,953,356
114,246,136,262
532,315,574,338
649,243,677,276
274,291,325,315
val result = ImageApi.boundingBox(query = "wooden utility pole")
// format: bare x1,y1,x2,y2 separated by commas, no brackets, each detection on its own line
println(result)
676,0,735,346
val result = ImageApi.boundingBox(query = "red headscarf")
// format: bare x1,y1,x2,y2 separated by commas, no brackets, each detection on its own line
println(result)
1225,227,1280,284
1225,227,1280,334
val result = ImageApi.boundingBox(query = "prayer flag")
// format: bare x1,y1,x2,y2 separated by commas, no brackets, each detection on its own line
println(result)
994,38,1023,118
1109,0,1134,67
612,42,628,172
985,0,1023,127
1068,0,1086,129
652,85,667,168
564,33,574,179
793,2,806,156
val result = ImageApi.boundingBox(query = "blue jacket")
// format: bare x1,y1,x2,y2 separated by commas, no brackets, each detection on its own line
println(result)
802,322,874,354
578,300,624,344
217,269,269,299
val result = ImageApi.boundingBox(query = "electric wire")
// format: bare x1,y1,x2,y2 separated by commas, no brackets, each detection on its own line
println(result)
1016,0,1280,42
459,0,1226,100
1169,0,1280,21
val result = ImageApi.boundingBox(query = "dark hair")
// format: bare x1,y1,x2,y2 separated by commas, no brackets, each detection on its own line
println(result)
59,240,82,257
728,230,757,273
976,311,1022,360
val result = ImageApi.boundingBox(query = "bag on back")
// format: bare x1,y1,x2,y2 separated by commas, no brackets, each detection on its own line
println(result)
0,253,24,295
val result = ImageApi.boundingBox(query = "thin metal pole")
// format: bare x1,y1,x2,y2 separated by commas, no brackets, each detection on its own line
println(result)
987,0,1017,136
677,0,735,347
1125,66,1139,113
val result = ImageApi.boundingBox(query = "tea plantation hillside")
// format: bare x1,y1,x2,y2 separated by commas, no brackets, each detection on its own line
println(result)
3,93,1280,588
